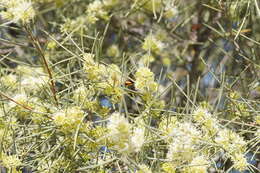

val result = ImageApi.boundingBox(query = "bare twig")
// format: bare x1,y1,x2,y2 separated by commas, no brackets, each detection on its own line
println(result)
0,91,33,111
24,25,59,106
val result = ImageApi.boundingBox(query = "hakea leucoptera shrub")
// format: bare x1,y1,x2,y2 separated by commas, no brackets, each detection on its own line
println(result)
0,59,256,172
0,0,258,172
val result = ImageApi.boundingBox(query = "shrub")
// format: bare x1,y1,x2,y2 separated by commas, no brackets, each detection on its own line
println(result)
0,0,259,172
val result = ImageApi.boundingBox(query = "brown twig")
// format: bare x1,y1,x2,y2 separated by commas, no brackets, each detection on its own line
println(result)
24,25,59,106
0,91,54,120
0,91,33,111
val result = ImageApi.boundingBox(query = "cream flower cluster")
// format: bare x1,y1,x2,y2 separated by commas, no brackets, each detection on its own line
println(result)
161,108,246,173
83,53,106,82
8,92,47,121
193,107,249,171
53,106,85,132
137,164,152,173
167,122,201,163
0,128,12,146
83,53,123,103
107,112,145,154
193,107,220,138
106,44,120,57
159,116,178,136
215,129,248,170
1,154,22,170
130,127,145,152
60,0,113,33
72,85,95,104
86,0,109,24
133,0,163,13
164,6,178,19
215,129,246,154
231,153,248,171
183,155,209,173
103,0,120,8
60,16,87,33
142,34,164,53
134,67,158,94
0,0,35,24
161,121,211,173
138,54,155,67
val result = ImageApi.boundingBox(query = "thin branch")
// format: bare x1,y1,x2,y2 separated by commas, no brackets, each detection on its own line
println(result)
0,91,33,111
24,25,59,106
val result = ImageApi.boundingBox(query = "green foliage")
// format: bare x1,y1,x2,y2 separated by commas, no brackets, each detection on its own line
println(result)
0,0,259,172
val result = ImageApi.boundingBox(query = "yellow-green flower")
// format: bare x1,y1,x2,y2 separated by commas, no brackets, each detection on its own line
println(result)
137,164,152,173
183,155,209,173
142,34,164,53
107,44,120,57
231,153,248,171
1,154,22,169
53,106,85,132
135,67,158,94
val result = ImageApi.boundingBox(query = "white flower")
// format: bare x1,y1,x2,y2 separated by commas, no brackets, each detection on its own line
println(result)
0,0,35,23
106,44,120,57
193,107,219,136
130,128,145,152
107,112,145,153
167,122,201,162
107,112,131,137
185,155,209,173
53,107,84,131
215,129,246,153
86,0,108,21
137,164,152,173
21,76,48,91
164,7,178,19
103,0,120,8
73,85,96,105
107,113,131,151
